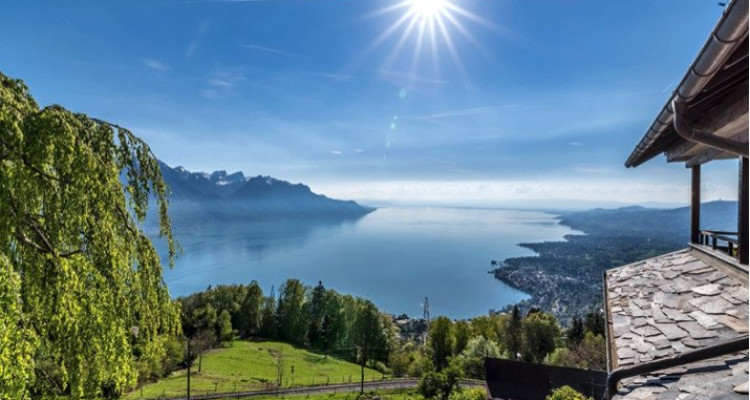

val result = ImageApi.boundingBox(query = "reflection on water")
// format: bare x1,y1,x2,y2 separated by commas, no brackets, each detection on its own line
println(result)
157,207,579,319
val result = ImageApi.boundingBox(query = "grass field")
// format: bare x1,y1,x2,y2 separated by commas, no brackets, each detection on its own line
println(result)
125,340,384,399
218,388,429,400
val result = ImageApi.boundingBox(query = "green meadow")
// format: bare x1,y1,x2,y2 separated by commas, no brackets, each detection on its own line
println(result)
125,340,384,399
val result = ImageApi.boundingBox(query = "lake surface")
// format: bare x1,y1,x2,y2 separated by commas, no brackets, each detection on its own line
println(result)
161,207,579,319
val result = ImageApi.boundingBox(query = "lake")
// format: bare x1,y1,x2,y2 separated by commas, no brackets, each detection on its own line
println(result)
160,207,579,319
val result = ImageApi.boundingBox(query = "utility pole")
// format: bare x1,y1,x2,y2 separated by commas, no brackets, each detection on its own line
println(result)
422,297,431,343
423,297,430,327
186,338,191,400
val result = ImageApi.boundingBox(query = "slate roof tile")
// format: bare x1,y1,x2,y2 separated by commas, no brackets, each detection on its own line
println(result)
605,249,749,400
689,296,733,315
691,283,722,296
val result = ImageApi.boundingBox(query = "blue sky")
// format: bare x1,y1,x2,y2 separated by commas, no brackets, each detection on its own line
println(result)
0,0,740,208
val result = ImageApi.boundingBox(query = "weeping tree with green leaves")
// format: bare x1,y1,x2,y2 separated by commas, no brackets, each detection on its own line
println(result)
0,72,180,399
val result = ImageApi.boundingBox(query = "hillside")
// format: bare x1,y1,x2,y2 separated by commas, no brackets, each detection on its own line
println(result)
493,200,738,324
125,340,383,399
558,200,737,238
156,162,374,230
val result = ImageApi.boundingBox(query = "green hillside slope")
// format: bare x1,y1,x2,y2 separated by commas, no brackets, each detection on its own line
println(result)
126,340,383,399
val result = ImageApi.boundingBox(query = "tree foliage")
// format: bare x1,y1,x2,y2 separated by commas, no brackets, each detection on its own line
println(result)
428,316,454,371
546,385,592,400
218,309,234,343
352,300,389,393
418,363,463,400
521,311,561,363
0,72,179,398
238,281,263,337
584,310,605,337
276,278,308,344
566,316,585,346
451,320,471,356
504,306,522,360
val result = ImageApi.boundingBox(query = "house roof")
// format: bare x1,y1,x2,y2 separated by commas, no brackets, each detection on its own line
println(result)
604,248,749,398
625,0,749,168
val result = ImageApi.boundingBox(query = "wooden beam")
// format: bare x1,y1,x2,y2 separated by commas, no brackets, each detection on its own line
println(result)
739,157,748,265
691,165,701,244
685,147,737,167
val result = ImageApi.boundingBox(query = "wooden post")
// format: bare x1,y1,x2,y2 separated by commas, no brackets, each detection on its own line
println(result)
691,165,701,244
187,339,191,400
739,157,748,264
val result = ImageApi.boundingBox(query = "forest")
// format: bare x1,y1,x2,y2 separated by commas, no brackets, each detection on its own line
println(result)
160,281,607,396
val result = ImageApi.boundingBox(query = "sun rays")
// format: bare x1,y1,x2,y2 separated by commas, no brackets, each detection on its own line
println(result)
364,0,497,86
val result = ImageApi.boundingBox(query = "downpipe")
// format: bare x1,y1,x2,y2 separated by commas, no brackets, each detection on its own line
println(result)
671,99,749,157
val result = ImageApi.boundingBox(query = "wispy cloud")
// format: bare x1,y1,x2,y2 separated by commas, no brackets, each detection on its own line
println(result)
379,69,450,86
571,165,612,174
329,150,343,155
410,104,521,121
187,19,212,59
197,0,295,2
240,43,307,59
143,59,170,71
569,141,584,147
307,71,353,82
202,65,246,98
314,179,701,209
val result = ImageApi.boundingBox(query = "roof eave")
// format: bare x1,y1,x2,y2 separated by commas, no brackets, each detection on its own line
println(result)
625,0,749,168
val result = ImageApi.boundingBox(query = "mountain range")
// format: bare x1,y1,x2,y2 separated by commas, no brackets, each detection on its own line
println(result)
559,200,738,239
156,162,373,229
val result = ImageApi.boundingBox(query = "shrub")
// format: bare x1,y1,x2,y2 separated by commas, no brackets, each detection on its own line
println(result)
418,363,463,400
371,360,391,375
449,387,486,400
546,385,592,400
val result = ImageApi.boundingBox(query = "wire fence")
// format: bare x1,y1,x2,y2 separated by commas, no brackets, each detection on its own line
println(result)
130,375,398,400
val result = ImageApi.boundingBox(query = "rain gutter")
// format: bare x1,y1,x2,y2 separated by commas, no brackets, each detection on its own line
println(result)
625,0,749,168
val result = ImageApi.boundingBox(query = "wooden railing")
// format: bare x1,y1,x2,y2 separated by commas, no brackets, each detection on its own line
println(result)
697,230,739,259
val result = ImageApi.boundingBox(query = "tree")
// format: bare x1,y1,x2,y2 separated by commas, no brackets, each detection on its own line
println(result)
352,300,385,394
521,312,561,363
189,304,218,342
457,336,501,379
276,279,308,344
0,255,36,399
319,290,345,358
387,345,413,377
418,362,463,400
260,288,278,338
584,310,605,337
307,281,326,347
470,316,498,342
566,316,585,347
504,306,522,360
428,316,454,371
218,309,234,343
239,281,264,337
270,348,285,387
577,332,606,371
452,320,471,356
0,72,179,399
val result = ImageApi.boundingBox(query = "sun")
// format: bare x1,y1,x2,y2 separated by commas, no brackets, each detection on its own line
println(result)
409,0,448,23
361,0,497,84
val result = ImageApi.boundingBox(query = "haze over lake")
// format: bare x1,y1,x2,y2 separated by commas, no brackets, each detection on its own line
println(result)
161,207,580,319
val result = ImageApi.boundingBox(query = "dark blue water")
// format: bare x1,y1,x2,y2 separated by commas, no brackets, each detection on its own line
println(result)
160,207,579,319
